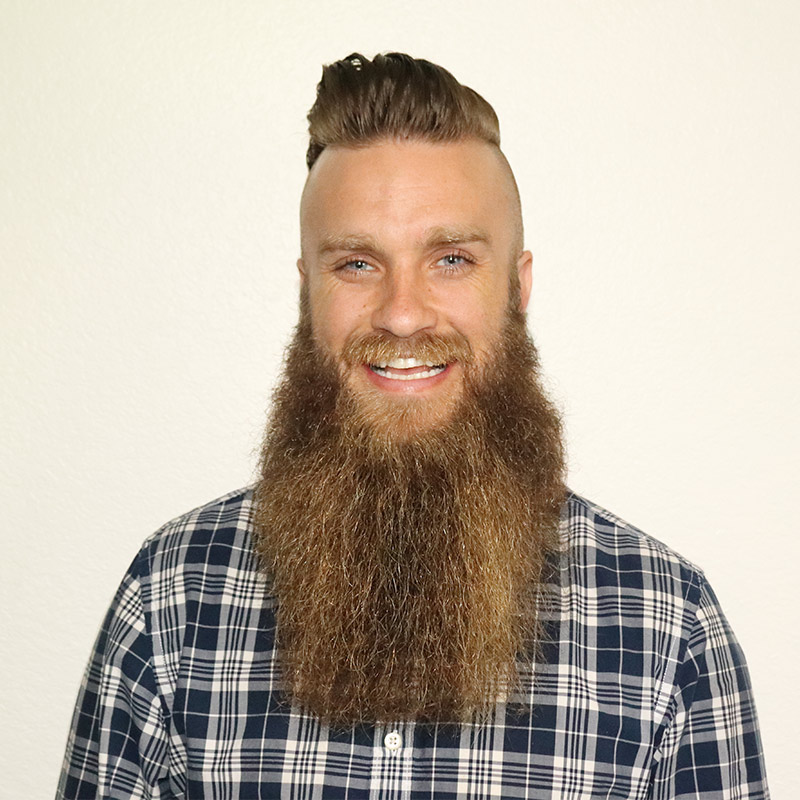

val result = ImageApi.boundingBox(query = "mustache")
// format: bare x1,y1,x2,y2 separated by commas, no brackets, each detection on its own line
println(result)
340,330,475,368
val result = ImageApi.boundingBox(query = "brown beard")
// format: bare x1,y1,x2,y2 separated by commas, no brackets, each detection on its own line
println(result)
253,294,565,725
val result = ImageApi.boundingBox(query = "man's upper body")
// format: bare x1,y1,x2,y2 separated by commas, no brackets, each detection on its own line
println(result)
57,52,769,797
58,486,767,799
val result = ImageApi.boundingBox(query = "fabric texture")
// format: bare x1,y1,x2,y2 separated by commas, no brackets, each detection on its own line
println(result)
57,487,769,799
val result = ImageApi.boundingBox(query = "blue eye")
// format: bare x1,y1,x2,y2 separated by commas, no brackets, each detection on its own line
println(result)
437,252,472,272
343,259,373,272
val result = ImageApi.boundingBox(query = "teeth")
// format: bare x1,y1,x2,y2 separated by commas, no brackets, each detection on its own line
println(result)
374,357,433,369
371,364,447,380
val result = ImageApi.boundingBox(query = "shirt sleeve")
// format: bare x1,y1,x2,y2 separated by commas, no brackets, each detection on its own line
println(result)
56,558,172,799
649,576,769,799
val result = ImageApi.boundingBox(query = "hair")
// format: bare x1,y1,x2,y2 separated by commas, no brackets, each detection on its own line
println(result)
306,52,501,170
254,295,565,725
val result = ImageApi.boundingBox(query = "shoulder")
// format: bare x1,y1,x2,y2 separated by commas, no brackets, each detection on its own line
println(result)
119,487,270,690
127,485,262,593
564,490,703,576
561,491,707,616
556,493,731,715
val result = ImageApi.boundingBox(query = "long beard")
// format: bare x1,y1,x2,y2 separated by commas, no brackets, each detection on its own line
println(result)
253,297,565,725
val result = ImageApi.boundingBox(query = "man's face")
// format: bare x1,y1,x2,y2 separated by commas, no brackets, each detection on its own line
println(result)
298,138,532,434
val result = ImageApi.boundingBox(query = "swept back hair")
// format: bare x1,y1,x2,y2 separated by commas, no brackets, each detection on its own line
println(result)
306,52,501,170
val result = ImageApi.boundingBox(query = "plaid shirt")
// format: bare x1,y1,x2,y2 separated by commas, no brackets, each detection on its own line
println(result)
58,487,768,799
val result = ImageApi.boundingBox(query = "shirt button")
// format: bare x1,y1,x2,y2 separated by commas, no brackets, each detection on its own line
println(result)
384,730,402,751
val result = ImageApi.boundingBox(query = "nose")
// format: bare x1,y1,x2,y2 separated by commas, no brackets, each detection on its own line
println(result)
370,266,437,338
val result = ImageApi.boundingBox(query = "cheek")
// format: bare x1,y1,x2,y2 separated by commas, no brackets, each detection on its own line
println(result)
443,291,508,352
309,290,370,355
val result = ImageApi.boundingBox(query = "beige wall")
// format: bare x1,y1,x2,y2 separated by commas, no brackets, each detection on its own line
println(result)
2,1,797,794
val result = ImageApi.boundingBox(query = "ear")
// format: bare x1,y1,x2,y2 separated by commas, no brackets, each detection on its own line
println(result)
516,250,533,312
296,257,306,285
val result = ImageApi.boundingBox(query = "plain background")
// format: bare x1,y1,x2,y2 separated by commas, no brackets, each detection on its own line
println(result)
2,1,797,795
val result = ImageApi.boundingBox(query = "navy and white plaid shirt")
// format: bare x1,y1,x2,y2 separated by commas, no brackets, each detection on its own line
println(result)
58,487,768,798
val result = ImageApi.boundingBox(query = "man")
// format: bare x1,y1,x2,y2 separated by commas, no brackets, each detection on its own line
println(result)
58,53,768,798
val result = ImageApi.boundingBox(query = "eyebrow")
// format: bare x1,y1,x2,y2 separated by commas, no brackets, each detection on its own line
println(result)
317,226,492,257
317,234,381,256
423,225,492,249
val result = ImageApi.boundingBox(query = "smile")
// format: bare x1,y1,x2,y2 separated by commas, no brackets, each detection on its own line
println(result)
368,357,448,381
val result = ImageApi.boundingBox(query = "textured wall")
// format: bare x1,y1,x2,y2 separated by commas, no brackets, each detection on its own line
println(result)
2,1,797,795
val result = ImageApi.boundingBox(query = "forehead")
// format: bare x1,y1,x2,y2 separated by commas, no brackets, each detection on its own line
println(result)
300,138,518,251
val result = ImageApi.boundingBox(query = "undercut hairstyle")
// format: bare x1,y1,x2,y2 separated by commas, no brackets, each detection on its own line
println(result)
306,52,501,170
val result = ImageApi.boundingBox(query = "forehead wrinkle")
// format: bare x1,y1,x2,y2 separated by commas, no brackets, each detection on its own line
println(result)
316,225,492,259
